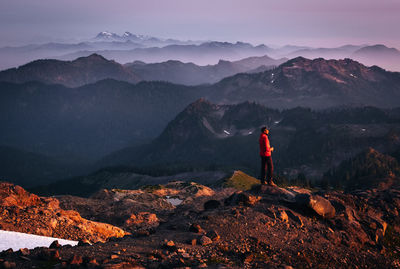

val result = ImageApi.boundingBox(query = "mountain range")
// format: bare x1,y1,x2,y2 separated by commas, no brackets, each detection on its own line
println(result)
208,57,400,108
93,31,201,47
0,79,202,162
27,98,400,194
58,41,273,66
0,54,287,87
2,55,400,108
98,99,400,179
1,30,400,72
2,56,400,187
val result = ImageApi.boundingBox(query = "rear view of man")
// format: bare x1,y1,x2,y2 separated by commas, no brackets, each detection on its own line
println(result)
259,127,275,186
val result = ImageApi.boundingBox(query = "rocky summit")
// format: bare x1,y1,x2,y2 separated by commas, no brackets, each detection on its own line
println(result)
1,174,400,268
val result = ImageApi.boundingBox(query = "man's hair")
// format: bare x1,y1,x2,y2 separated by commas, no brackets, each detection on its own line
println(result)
261,126,267,133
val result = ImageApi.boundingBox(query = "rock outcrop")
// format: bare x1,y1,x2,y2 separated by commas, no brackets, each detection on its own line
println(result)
1,174,400,268
0,182,126,242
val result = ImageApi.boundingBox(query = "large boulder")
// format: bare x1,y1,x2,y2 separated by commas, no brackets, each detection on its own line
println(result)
124,212,159,232
224,192,261,207
296,194,336,218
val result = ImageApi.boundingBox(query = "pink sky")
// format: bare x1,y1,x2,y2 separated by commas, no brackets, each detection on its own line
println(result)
0,0,399,48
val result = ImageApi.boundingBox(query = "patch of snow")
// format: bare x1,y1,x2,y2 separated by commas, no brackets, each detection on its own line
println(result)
248,131,253,134
202,118,217,135
100,31,113,36
350,73,358,78
223,130,231,135
271,80,274,83
274,120,281,124
361,128,366,132
0,230,78,251
165,196,183,206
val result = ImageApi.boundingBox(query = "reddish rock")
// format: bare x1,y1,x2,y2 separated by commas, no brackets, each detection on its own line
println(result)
206,230,220,241
38,249,60,261
18,248,30,256
225,192,261,207
124,212,159,231
296,194,335,218
199,236,212,246
1,261,17,269
189,223,204,233
0,182,127,243
69,254,83,265
162,240,177,251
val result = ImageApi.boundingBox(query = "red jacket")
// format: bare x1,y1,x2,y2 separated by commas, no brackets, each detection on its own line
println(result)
259,133,271,157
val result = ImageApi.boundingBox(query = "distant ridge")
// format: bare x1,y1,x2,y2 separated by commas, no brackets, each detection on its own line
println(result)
0,54,286,86
0,53,140,87
208,57,400,108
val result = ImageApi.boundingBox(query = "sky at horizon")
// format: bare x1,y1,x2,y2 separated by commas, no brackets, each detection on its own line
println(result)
0,0,399,49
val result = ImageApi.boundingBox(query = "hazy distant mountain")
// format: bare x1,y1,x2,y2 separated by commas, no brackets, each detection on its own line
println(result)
0,32,199,70
287,45,363,60
0,42,95,71
59,42,274,65
207,57,400,108
0,54,140,87
352,45,400,72
0,80,202,161
99,99,400,179
283,44,400,72
126,55,287,85
93,31,201,47
2,35,400,72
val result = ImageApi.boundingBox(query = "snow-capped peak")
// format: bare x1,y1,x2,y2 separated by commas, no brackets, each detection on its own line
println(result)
122,31,135,38
100,31,113,36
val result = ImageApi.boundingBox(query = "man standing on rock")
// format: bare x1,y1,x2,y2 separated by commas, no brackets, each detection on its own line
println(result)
259,127,275,186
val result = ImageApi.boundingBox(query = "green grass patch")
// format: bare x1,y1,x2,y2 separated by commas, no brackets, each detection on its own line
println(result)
223,170,260,191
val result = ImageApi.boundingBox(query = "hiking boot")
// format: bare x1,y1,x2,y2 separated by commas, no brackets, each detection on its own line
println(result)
268,180,277,187
261,181,267,185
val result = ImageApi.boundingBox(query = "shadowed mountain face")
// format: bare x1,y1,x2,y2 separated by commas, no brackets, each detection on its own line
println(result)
0,146,91,188
0,80,202,162
323,148,400,190
0,54,286,87
99,99,400,179
208,57,400,108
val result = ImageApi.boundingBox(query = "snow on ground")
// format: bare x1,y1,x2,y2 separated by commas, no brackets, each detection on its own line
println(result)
0,230,78,251
165,196,183,206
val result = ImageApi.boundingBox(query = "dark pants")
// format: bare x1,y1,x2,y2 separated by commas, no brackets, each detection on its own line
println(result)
260,156,273,184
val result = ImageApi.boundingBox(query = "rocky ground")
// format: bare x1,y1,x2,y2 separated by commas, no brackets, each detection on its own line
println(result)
1,174,400,268
0,182,126,244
